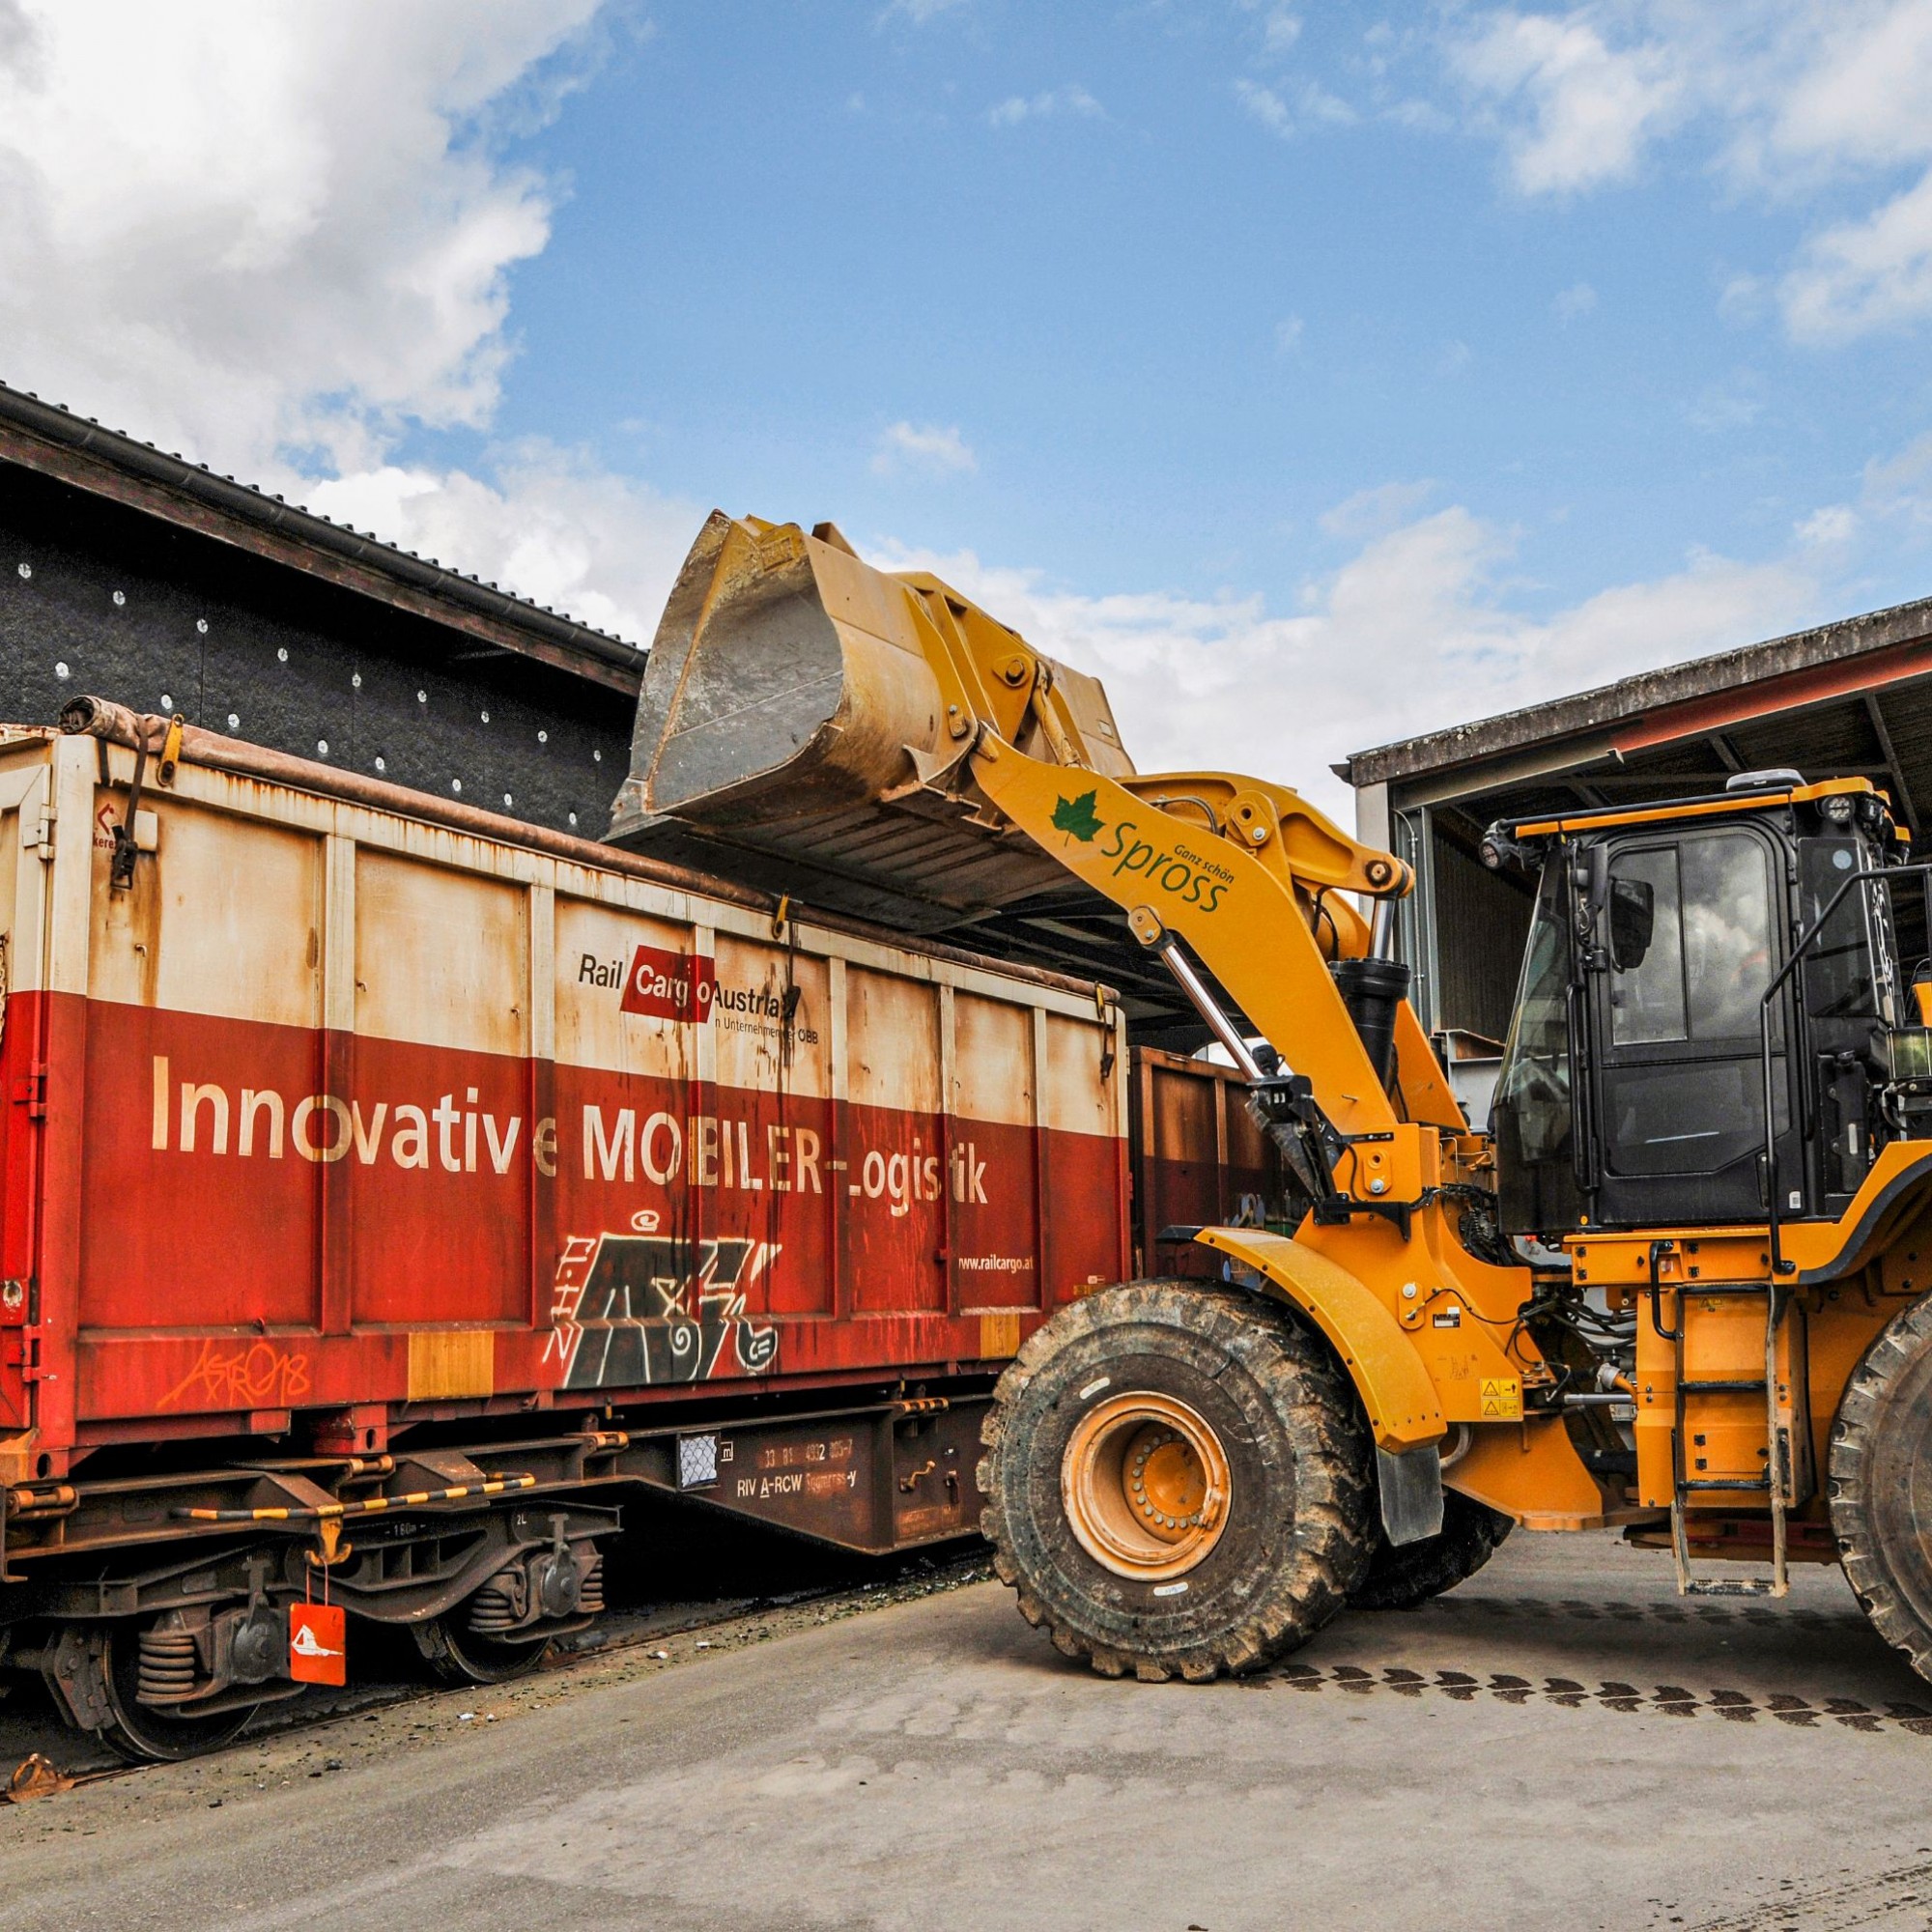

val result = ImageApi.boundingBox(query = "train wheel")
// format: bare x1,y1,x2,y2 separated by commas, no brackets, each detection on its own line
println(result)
1831,1289,1932,1684
99,1623,257,1764
411,1614,552,1687
1348,1488,1513,1610
980,1280,1374,1682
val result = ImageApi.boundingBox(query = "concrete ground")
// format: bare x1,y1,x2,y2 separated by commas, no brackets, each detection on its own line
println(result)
2,1531,1930,1932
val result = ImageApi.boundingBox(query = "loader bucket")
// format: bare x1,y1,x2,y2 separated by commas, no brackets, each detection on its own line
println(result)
608,511,1133,932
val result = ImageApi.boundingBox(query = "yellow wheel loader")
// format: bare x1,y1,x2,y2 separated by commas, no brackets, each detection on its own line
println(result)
614,511,1932,1683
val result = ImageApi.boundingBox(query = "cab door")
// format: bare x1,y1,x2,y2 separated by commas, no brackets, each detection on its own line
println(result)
1585,823,1796,1227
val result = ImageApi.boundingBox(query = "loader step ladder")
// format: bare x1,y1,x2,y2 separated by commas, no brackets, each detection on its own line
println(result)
1657,1262,1790,1600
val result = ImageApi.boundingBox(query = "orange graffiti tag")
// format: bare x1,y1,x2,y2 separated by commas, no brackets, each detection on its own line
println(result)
159,1339,312,1413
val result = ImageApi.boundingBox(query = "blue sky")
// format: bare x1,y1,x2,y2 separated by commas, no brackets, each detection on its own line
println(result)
500,3,1917,609
4,3,1932,814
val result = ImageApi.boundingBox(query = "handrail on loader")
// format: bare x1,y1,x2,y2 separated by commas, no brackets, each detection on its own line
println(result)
1758,859,1932,1277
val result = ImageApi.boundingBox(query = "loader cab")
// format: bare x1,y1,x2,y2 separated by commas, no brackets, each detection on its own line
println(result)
1484,776,1916,1239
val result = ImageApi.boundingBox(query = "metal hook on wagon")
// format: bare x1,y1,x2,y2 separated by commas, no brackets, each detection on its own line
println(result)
309,1518,351,1569
156,711,184,788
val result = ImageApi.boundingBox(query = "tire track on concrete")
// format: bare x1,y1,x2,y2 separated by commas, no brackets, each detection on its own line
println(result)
1417,1592,1868,1631
1683,1856,1932,1928
1256,1657,1932,1732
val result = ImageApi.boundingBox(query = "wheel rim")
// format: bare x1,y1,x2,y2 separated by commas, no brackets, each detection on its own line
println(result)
1062,1391,1232,1581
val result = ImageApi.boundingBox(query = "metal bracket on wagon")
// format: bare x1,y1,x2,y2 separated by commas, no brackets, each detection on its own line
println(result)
1193,1227,1446,1452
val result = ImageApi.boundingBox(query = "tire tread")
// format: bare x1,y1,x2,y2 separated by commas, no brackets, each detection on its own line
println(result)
980,1280,1374,1683
1830,1290,1932,1681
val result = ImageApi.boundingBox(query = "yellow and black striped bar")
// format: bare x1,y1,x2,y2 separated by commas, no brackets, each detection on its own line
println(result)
172,1474,536,1525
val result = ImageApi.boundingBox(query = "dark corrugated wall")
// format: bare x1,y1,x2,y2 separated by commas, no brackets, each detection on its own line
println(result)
0,464,636,837
1432,829,1535,1042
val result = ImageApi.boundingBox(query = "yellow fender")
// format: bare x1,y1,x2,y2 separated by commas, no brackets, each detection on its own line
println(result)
1195,1228,1445,1452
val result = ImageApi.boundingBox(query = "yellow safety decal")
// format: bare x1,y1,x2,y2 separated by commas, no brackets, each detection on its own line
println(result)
408,1329,495,1401
979,1312,1022,1358
1479,1377,1522,1421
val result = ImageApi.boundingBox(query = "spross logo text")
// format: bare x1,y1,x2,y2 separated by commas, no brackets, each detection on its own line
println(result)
1098,821,1235,913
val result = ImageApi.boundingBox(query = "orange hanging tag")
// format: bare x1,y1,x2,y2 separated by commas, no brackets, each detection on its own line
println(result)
289,1603,347,1685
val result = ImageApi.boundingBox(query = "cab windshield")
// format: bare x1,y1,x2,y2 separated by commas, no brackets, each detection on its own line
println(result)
1494,857,1571,1161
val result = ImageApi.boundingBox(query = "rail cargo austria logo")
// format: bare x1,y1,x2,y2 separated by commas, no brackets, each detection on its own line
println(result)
616,942,716,1022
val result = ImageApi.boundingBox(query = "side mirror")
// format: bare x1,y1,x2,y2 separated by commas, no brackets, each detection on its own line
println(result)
1609,877,1656,971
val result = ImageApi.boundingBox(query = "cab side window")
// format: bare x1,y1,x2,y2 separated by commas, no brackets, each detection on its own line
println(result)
1607,846,1684,1044
1608,833,1773,1045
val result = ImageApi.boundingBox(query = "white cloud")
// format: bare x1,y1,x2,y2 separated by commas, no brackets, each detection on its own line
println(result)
1299,82,1358,128
871,420,978,478
1440,6,1932,339
1552,279,1597,319
870,497,1814,821
1761,2,1932,176
0,0,600,478
1452,10,1683,194
1387,97,1454,133
305,443,700,645
1318,480,1435,540
1684,372,1765,434
1236,73,1355,139
1235,78,1293,138
1861,429,1932,530
1796,503,1858,550
1718,271,1767,323
1783,170,1932,342
1262,9,1302,56
0,1,686,636
879,0,967,23
986,85,1102,128
1274,313,1305,354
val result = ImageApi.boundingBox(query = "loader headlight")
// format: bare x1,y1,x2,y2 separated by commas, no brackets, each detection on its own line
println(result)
1821,793,1857,824
1480,827,1524,871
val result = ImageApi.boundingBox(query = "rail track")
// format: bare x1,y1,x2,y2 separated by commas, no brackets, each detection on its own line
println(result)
0,1544,994,1787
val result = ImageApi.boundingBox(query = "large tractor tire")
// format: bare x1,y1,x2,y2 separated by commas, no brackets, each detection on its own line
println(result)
1349,1487,1513,1611
1830,1290,1932,1684
979,1280,1375,1682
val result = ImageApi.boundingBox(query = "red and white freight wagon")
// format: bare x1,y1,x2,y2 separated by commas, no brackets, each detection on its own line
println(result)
0,702,1128,1755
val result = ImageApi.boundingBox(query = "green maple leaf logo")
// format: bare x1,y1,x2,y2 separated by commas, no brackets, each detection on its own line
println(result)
1052,789,1103,842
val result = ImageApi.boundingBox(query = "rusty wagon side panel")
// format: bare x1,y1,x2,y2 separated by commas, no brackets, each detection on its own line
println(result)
0,730,1130,1482
1129,1046,1289,1278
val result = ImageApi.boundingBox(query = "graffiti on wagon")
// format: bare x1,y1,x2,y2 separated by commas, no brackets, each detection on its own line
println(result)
542,1229,780,1390
159,1339,313,1412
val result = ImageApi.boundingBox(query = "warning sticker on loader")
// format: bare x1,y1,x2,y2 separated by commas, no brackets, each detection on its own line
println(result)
1479,1377,1522,1421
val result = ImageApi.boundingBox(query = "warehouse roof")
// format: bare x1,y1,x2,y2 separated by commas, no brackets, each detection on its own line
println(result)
0,380,643,695
1342,590,1932,793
